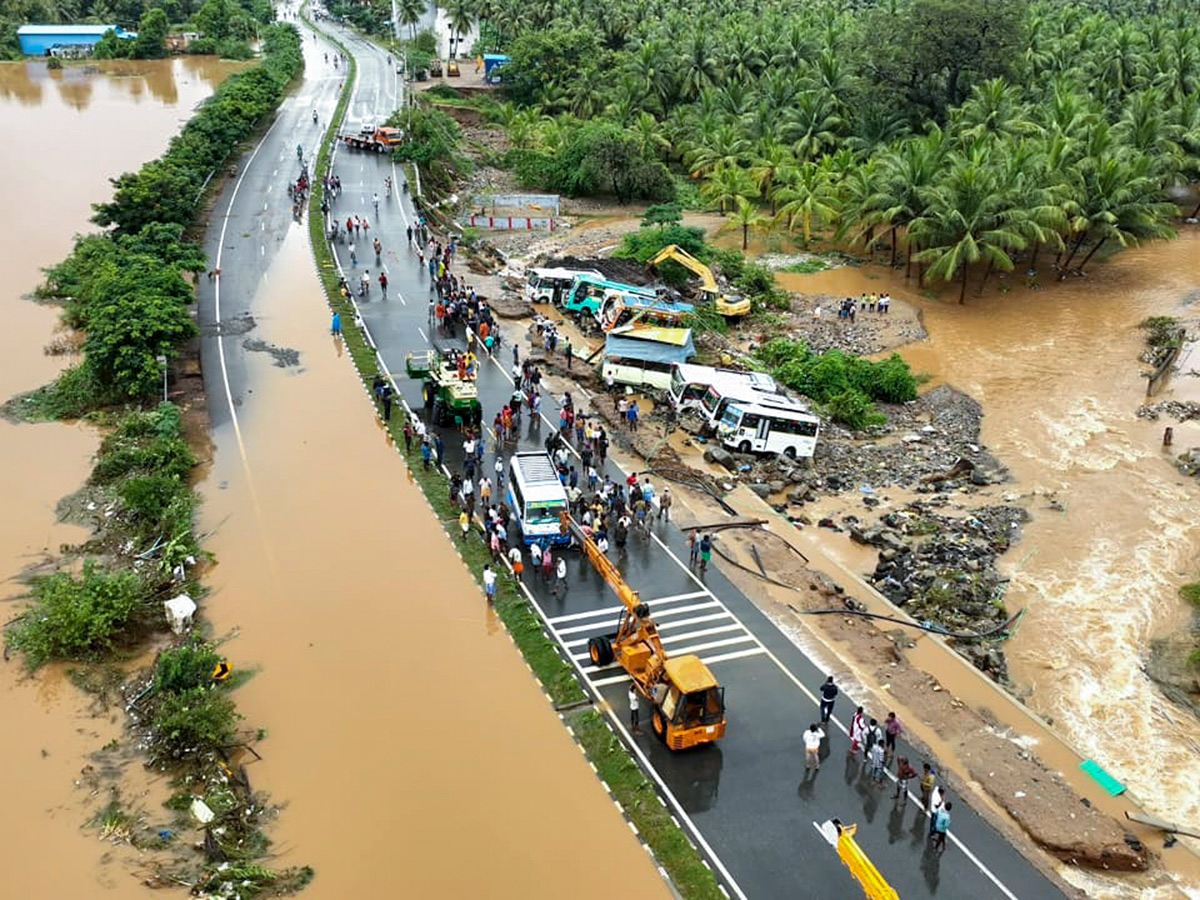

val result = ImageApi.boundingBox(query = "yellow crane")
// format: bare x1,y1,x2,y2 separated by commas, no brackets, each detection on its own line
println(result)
648,244,751,318
821,820,899,900
561,511,727,750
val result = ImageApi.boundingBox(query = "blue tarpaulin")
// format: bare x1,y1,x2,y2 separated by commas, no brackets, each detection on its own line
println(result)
604,327,696,365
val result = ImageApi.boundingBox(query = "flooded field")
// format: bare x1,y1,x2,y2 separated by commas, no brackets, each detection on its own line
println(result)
780,236,1200,845
0,56,243,899
196,226,667,898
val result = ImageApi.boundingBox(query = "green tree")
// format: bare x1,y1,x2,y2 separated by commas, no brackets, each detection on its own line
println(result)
859,0,1028,120
775,160,838,247
134,7,170,59
724,195,769,250
909,151,1027,303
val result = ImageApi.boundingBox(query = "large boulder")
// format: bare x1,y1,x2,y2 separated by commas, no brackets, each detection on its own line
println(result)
704,446,737,471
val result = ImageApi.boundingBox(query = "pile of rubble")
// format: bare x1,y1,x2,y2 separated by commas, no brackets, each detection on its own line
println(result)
848,500,1030,683
1136,399,1200,421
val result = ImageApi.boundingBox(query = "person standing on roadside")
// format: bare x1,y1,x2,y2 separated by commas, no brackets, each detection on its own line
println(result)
919,763,936,810
688,528,701,566
435,434,445,469
508,544,523,581
818,676,838,723
931,802,952,852
849,706,867,755
482,564,496,603
699,533,712,571
629,685,643,735
884,711,903,764
402,419,413,453
331,310,342,336
863,717,883,764
803,723,825,771
555,555,568,596
894,756,917,803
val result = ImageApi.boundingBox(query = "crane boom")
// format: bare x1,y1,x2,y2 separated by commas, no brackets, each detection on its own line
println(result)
647,244,751,317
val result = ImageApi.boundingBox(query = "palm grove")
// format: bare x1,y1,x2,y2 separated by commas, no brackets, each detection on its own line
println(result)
348,0,1196,301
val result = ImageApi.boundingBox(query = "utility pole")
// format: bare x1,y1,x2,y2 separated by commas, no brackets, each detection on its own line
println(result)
156,354,168,403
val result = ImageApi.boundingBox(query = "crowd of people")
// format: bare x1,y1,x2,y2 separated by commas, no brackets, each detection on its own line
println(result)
804,677,954,852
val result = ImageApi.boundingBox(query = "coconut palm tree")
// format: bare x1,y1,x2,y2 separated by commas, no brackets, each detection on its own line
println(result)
702,163,755,214
782,90,843,162
1059,153,1176,276
747,141,796,215
724,195,769,249
399,0,424,38
909,153,1028,303
774,160,838,247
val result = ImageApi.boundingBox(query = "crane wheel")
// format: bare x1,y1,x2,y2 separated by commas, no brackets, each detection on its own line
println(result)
423,383,435,408
587,635,613,667
652,708,667,742
432,398,446,426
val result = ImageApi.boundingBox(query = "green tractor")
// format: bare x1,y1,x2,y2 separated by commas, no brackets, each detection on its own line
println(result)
405,349,483,427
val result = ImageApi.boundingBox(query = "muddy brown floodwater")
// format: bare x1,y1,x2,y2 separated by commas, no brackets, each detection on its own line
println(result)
780,236,1200,874
0,56,244,899
196,226,668,897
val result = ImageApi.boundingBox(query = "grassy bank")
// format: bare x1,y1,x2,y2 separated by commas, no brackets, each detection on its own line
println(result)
3,24,311,899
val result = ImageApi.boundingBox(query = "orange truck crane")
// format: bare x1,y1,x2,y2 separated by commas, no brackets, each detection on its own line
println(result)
562,511,727,750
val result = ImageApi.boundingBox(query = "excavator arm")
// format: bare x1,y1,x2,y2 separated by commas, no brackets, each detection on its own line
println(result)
648,244,750,317
648,244,719,293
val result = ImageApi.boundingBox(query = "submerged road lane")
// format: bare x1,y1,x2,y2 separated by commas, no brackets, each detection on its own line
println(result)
196,21,343,436
313,24,1065,900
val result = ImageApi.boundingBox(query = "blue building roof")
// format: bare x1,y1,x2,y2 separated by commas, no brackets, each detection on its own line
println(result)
18,24,123,35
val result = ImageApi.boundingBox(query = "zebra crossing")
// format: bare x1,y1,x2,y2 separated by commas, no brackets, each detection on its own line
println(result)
545,588,767,688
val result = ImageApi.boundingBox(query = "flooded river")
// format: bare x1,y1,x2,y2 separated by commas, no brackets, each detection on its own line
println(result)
0,56,244,898
782,237,1200,853
196,226,667,897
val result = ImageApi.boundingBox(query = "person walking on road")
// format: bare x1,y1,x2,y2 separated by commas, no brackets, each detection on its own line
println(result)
629,685,643,735
699,533,712,572
379,271,388,296
331,310,341,336
407,225,414,246
688,528,700,566
541,543,554,582
482,564,496,603
863,717,883,765
868,738,886,785
929,784,947,835
931,802,952,852
349,242,357,266
818,676,838,723
508,544,523,581
894,756,917,803
658,486,672,521
803,723,825,771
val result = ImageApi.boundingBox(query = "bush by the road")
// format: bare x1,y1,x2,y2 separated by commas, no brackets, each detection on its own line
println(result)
6,562,154,669
756,339,918,428
29,25,302,410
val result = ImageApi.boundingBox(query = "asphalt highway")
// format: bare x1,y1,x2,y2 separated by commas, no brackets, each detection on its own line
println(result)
306,22,1068,900
199,14,1067,899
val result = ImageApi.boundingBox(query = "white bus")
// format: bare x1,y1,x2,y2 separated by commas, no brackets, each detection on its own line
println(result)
525,267,603,307
717,400,821,458
508,451,570,546
668,363,780,420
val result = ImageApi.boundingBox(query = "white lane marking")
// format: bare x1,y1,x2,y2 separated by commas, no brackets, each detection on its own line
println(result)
547,590,711,624
578,638,753,672
553,602,720,636
694,647,767,665
563,621,742,649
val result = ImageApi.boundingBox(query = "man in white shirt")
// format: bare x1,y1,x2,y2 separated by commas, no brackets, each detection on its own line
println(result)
555,556,567,596
482,565,496,602
803,723,825,770
629,685,643,735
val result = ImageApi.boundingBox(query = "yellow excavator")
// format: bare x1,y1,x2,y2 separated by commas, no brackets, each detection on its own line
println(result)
648,244,751,318
562,511,727,750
